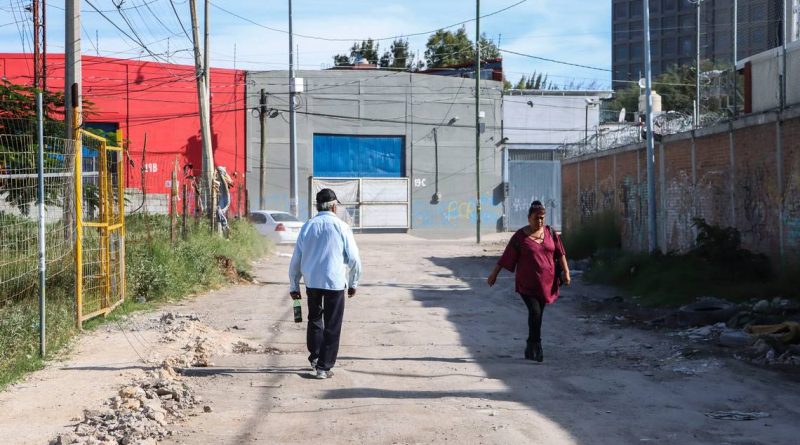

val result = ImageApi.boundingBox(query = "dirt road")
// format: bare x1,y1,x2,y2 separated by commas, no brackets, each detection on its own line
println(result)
2,234,799,444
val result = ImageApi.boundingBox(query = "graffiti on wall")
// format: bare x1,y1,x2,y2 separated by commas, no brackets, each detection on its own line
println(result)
783,157,800,248
619,176,645,250
736,162,776,250
663,170,696,251
579,189,595,222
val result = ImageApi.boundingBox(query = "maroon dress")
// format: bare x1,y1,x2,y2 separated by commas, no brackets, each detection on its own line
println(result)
497,226,565,305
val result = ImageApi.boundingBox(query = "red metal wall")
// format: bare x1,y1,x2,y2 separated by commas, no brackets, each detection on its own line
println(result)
0,53,247,216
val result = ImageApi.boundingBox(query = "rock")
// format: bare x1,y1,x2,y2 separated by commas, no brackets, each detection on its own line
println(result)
51,432,80,445
203,405,212,413
119,386,146,400
753,299,771,313
718,330,753,347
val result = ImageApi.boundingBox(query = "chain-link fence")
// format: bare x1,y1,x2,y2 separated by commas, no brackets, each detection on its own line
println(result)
0,116,74,307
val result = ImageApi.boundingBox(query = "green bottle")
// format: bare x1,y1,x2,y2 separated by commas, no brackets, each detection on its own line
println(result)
293,299,302,323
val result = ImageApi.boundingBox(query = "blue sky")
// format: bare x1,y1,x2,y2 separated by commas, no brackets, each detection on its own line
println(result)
1,0,612,89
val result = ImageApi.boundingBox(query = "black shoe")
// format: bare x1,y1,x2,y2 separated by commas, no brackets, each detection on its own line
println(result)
533,344,544,362
524,348,534,360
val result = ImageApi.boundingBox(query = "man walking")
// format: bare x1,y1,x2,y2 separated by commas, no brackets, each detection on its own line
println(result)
289,189,361,379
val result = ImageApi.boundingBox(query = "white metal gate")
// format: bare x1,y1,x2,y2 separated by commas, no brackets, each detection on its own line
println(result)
309,177,410,230
507,149,562,230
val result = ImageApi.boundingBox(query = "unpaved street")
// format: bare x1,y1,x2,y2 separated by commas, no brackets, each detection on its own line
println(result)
2,234,800,444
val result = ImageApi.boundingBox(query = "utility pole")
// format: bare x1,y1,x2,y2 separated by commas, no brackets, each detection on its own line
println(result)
782,0,788,110
42,0,47,93
288,0,299,217
259,89,267,210
189,0,215,228
65,0,81,139
33,0,40,90
691,0,705,127
643,0,658,253
733,0,738,116
475,0,481,244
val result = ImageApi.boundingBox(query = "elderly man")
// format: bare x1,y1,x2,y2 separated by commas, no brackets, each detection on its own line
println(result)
289,188,362,379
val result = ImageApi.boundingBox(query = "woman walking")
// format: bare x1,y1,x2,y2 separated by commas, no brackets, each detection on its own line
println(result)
487,201,570,362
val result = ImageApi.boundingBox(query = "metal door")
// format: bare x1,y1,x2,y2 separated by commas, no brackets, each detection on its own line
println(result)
507,149,562,230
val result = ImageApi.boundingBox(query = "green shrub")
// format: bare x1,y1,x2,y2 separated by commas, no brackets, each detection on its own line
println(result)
563,211,621,260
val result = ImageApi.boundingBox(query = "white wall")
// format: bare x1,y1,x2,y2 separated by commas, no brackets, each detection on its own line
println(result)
503,92,609,146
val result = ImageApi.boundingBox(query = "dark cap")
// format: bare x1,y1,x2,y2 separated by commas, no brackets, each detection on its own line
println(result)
316,188,339,204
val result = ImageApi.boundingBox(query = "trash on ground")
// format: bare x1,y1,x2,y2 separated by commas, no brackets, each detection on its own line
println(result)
704,410,770,421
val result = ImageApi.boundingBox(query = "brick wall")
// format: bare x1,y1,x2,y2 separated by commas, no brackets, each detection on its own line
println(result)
562,108,800,261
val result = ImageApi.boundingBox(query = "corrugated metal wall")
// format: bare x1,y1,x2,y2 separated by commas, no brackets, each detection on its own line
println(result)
313,134,405,177
507,149,562,230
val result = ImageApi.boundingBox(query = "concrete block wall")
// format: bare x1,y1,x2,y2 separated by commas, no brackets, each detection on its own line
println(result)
562,108,800,261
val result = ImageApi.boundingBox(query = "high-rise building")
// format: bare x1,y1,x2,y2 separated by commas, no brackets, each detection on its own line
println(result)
612,0,788,89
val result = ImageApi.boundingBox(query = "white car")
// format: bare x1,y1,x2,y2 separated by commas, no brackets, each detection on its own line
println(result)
249,210,304,244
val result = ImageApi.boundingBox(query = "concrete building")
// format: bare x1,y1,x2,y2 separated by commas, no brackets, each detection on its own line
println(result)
246,70,504,238
501,90,613,230
0,53,247,215
612,0,796,89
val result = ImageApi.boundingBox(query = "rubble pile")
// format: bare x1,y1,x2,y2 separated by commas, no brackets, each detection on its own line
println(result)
49,366,203,445
156,312,203,343
673,297,800,368
231,340,286,355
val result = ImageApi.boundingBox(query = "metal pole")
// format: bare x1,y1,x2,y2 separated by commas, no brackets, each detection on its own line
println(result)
643,0,658,252
259,89,267,210
695,1,702,127
475,0,481,244
288,0,299,217
33,0,40,90
782,0,788,110
42,0,47,94
733,0,738,116
584,104,589,146
36,92,46,357
65,0,80,140
189,0,215,229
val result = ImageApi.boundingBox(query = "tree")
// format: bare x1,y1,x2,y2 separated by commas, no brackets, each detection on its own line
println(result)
379,38,411,69
332,39,380,66
514,75,527,90
477,34,500,59
424,27,473,68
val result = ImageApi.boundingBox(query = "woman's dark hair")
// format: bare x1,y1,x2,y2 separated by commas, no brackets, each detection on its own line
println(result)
528,200,546,217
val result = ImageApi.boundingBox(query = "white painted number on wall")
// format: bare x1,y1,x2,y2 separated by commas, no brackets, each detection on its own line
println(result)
143,163,158,173
414,178,427,188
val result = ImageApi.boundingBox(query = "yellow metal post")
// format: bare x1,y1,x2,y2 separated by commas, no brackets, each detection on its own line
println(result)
117,130,126,305
73,112,83,329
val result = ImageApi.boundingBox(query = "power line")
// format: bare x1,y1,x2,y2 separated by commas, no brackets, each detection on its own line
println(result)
499,48,611,72
209,0,527,42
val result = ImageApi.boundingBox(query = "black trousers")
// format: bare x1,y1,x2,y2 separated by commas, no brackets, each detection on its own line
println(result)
519,294,545,350
306,288,346,371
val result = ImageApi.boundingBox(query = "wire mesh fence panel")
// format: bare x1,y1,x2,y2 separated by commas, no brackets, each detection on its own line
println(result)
0,117,75,307
77,131,125,323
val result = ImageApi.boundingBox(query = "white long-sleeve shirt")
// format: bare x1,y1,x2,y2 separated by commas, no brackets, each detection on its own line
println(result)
288,211,361,293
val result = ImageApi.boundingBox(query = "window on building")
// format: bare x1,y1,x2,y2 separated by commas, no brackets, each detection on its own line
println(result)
663,15,678,32
614,23,628,41
680,36,694,55
630,1,643,17
631,21,643,40
651,0,661,13
664,0,677,11
663,38,678,55
615,44,629,61
614,2,628,18
680,0,695,11
679,14,695,31
651,39,661,57
715,32,730,50
751,28,767,47
631,43,644,60
749,4,766,21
